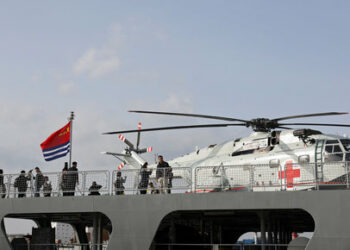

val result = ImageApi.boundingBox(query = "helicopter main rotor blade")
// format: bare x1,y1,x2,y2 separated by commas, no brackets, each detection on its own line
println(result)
129,110,249,123
279,123,350,128
103,123,246,135
276,126,293,130
273,112,348,121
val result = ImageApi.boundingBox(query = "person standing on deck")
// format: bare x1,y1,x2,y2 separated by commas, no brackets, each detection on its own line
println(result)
114,171,127,195
67,161,79,196
43,176,52,197
60,163,69,196
30,167,44,197
0,169,6,198
139,162,152,195
156,155,170,194
14,171,30,198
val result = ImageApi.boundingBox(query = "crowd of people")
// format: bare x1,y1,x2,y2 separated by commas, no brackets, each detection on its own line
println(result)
0,162,81,198
114,155,174,195
0,155,174,198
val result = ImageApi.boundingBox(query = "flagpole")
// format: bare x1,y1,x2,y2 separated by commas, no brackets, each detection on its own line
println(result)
68,111,75,169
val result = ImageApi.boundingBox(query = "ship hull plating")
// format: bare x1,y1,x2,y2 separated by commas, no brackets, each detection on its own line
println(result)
1,190,350,250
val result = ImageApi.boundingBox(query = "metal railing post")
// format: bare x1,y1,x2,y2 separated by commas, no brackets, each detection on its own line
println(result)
279,164,283,191
220,164,224,191
317,164,320,191
346,162,349,189
7,175,12,198
106,170,111,195
194,167,197,192
111,170,114,195
82,172,86,196
283,163,287,191
314,163,319,191
250,165,254,192
29,176,34,197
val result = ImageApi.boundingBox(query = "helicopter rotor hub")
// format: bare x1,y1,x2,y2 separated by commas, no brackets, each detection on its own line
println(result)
249,118,279,132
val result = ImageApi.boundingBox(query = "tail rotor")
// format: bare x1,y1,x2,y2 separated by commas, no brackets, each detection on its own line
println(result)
104,122,153,170
136,122,142,151
118,122,153,154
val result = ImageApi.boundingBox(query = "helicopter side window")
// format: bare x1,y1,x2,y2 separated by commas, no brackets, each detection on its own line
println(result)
333,145,342,153
231,149,255,157
346,153,350,161
341,139,350,152
325,146,333,153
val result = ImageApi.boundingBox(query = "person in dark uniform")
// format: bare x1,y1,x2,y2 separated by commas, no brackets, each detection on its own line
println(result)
88,181,102,196
156,155,170,194
67,161,79,196
139,162,152,195
0,169,6,198
14,171,30,198
114,171,127,195
61,164,69,196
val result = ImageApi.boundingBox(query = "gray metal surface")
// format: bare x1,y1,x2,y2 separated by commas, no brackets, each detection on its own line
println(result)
1,190,350,250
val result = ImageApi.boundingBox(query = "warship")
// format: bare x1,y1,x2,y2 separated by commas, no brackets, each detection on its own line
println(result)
2,111,350,250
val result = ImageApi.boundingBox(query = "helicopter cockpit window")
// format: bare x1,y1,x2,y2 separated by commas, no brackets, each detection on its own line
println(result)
341,139,350,152
325,146,333,153
324,143,344,162
333,145,342,153
326,140,339,144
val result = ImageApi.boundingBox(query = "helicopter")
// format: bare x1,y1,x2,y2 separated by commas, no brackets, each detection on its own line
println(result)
102,111,350,192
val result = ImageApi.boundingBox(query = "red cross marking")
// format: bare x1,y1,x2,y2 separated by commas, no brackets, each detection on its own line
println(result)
279,161,300,188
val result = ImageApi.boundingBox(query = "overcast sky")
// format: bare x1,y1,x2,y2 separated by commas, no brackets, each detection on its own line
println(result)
1,0,350,234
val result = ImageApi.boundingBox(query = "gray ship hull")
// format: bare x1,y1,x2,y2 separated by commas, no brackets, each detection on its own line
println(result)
1,190,349,250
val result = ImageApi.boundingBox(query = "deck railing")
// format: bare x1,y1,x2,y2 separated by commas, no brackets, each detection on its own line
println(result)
0,161,349,198
154,243,306,250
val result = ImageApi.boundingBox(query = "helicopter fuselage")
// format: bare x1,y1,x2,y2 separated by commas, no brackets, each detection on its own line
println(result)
104,111,350,192
114,129,350,192
154,129,350,191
